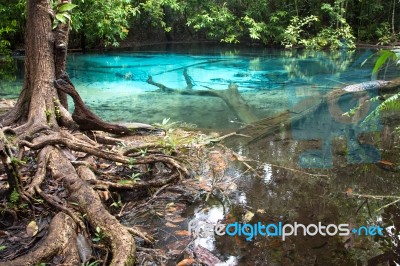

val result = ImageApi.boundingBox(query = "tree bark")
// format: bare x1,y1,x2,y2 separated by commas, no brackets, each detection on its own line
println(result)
54,0,71,108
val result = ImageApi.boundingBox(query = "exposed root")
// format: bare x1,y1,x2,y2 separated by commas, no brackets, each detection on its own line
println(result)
54,73,153,134
47,146,136,266
2,212,80,266
89,173,180,190
25,147,50,196
34,186,86,232
19,132,190,177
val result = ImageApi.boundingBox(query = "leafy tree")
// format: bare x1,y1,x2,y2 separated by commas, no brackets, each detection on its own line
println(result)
0,0,25,79
71,0,138,48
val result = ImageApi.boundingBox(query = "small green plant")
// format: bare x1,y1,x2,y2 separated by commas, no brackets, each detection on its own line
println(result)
44,109,52,123
110,194,122,208
52,3,77,29
153,118,179,134
10,188,20,204
129,172,141,182
138,148,147,157
92,226,107,242
127,157,135,169
0,245,6,251
11,157,26,166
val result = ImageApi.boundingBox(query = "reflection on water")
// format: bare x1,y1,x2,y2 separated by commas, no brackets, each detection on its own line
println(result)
1,46,394,129
1,45,399,265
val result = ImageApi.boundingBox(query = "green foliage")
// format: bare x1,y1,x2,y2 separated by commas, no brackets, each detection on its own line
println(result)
187,2,241,43
72,0,138,47
0,0,24,79
92,226,107,242
282,0,355,50
2,0,399,49
52,3,77,29
372,49,400,74
376,22,397,45
10,189,20,204
282,15,319,48
110,194,123,208
129,172,141,182
138,0,183,32
0,245,6,251
359,49,400,124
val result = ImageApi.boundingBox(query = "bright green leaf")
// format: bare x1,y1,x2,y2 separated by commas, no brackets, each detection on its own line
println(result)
55,13,67,24
58,3,77,12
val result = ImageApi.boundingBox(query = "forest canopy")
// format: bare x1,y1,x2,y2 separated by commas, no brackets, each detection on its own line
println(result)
0,0,399,52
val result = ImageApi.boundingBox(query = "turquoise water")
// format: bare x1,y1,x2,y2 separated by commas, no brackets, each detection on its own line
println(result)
1,46,387,129
65,48,380,128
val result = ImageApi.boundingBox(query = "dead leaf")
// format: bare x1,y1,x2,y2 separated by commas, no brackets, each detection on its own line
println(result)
378,160,394,166
166,217,185,223
346,188,353,194
26,220,38,237
175,230,190,236
98,190,110,201
243,211,254,223
177,258,196,266
166,202,175,208
165,222,178,228
99,163,109,169
256,209,266,214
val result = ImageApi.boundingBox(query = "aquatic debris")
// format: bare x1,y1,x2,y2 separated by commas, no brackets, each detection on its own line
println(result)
115,71,134,80
342,80,390,92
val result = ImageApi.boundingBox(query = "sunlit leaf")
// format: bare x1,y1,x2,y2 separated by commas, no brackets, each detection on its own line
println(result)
177,258,196,266
175,230,190,236
372,50,395,73
26,220,38,237
165,222,178,228
58,3,77,12
55,13,67,24
243,211,254,223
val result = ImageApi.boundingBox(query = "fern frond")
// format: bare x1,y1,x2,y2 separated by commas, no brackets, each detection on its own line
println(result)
362,93,400,124
379,93,400,111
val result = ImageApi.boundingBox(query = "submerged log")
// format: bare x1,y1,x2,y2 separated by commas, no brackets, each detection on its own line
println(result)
147,69,258,124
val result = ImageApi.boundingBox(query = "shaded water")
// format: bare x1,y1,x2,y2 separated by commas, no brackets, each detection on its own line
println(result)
1,45,400,265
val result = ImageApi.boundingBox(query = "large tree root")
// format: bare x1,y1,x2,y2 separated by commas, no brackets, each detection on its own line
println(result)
2,212,80,266
18,131,190,177
1,122,190,265
47,146,136,266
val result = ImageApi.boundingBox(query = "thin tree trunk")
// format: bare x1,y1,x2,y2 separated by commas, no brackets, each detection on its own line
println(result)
392,0,396,38
54,0,71,108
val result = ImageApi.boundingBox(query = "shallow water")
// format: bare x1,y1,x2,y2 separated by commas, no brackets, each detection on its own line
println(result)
2,45,400,265
2,46,391,129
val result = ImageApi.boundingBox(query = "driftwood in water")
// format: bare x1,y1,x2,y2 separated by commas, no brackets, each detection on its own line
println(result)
238,78,400,143
147,69,259,123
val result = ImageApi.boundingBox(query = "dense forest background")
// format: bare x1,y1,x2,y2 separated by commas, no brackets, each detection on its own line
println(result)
1,0,399,53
